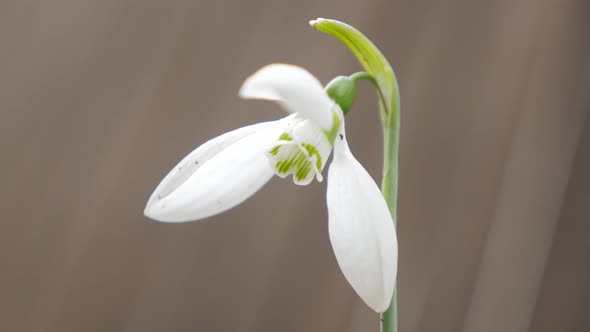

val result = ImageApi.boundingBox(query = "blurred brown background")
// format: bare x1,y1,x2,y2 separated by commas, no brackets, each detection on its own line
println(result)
1,0,589,331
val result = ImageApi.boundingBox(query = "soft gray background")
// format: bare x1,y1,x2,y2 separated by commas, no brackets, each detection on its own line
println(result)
1,0,589,331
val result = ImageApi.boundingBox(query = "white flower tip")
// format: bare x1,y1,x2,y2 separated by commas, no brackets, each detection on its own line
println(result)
143,205,166,222
143,182,196,223
239,64,296,98
144,197,157,219
239,63,298,102
239,70,280,101
238,63,334,131
143,194,175,223
143,204,154,220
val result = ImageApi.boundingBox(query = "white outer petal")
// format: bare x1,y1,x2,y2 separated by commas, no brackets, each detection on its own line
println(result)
239,64,334,130
144,118,289,222
326,134,398,313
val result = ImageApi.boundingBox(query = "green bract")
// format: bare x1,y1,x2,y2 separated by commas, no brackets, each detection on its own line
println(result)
309,18,399,123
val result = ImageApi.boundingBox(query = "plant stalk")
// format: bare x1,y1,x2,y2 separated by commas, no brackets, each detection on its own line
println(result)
379,73,400,332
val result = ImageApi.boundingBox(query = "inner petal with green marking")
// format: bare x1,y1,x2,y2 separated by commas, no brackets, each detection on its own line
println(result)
267,113,338,185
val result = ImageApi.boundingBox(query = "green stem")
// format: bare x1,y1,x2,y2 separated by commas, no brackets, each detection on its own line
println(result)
379,73,400,332
381,290,398,332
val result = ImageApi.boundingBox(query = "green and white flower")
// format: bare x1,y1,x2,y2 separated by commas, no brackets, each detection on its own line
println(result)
144,63,397,313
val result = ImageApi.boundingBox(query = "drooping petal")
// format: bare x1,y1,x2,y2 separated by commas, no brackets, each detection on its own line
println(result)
144,117,289,222
326,132,398,313
239,64,335,131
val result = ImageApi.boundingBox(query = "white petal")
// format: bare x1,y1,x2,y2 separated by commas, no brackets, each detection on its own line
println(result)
144,118,289,222
326,133,398,313
239,64,335,130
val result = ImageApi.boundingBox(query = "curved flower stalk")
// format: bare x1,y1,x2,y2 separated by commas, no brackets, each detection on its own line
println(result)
144,63,397,313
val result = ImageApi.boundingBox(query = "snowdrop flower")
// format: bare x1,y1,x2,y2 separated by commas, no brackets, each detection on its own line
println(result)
144,64,397,313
